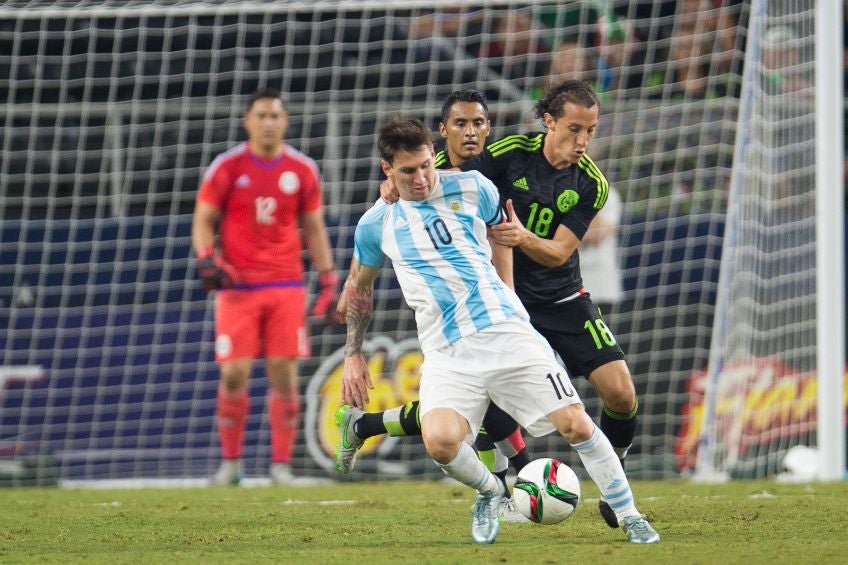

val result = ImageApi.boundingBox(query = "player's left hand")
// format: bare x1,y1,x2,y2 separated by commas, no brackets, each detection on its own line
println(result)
342,354,374,408
489,199,528,248
311,270,340,324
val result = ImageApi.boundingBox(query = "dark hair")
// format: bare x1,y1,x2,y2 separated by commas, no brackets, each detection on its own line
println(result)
246,87,284,111
377,117,433,163
533,79,600,120
440,89,490,124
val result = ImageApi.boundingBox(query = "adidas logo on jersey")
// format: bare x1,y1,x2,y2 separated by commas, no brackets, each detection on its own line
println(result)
235,175,251,188
512,177,529,190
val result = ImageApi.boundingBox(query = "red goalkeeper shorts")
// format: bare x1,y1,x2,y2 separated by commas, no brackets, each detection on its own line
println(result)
214,286,309,361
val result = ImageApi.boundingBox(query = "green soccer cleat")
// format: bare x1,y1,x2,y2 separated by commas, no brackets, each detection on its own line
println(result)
471,482,505,544
622,515,660,544
335,404,364,474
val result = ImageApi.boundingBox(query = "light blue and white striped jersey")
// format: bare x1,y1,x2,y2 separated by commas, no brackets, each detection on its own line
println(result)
354,169,529,352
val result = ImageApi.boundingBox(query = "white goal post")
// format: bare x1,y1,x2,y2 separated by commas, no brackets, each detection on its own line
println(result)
694,0,845,482
813,0,846,482
1,0,842,484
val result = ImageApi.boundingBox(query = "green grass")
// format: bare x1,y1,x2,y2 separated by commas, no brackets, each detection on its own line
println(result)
1,480,846,564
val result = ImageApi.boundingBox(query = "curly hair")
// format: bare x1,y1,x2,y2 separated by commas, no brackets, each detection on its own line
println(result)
532,79,600,121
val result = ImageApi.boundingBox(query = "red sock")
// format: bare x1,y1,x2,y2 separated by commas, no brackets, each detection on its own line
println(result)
217,386,249,460
506,428,526,454
269,390,300,464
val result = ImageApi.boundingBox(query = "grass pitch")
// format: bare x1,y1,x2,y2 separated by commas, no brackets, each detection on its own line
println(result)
1,479,846,564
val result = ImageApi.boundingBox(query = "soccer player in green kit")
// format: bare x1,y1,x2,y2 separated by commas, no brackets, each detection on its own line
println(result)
467,79,639,529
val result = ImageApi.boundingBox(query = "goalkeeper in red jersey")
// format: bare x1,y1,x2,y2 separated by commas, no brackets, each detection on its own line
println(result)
192,87,338,485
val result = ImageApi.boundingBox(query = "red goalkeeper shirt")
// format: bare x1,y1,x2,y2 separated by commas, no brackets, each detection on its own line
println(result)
197,142,323,285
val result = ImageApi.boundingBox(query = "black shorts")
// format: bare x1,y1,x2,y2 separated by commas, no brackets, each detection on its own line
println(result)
480,401,518,441
526,294,625,379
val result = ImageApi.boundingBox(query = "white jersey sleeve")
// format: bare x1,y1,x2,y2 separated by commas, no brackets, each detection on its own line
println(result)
353,200,390,268
473,170,505,226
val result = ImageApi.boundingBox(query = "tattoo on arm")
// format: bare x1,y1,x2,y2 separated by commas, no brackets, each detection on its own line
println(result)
344,285,374,356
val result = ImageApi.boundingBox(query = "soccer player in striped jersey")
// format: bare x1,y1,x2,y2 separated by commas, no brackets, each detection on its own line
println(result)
192,88,338,486
376,79,642,531
335,91,532,520
471,79,640,530
341,117,659,545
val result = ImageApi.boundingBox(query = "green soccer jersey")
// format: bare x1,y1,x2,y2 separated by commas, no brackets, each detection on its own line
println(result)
434,148,452,170
460,132,609,306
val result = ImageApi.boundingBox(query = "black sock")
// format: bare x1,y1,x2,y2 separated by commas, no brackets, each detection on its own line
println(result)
355,413,387,440
474,429,495,452
599,402,638,458
509,448,531,474
397,400,422,436
494,470,509,498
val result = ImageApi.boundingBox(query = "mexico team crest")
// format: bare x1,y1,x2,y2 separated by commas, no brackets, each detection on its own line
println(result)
557,189,579,213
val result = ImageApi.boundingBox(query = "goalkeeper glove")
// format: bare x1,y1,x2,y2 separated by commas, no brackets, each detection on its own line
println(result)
311,270,340,323
196,247,237,292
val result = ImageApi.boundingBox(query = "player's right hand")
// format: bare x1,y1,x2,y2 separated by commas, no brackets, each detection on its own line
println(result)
379,178,400,204
196,247,237,292
489,199,528,248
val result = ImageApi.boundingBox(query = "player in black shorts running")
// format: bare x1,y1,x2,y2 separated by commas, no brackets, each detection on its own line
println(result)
475,79,636,529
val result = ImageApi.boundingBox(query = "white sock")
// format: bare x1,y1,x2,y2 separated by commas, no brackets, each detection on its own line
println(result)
613,445,631,460
382,406,404,437
494,438,518,458
493,449,509,474
438,441,501,494
572,426,640,521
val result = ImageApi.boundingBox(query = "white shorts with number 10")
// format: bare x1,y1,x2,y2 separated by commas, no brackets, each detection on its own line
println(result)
418,318,583,439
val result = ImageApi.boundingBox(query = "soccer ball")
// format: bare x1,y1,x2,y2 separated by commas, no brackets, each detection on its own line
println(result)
513,458,580,524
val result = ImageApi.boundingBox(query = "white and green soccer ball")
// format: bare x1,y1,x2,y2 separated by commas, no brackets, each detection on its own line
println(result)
513,457,581,524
